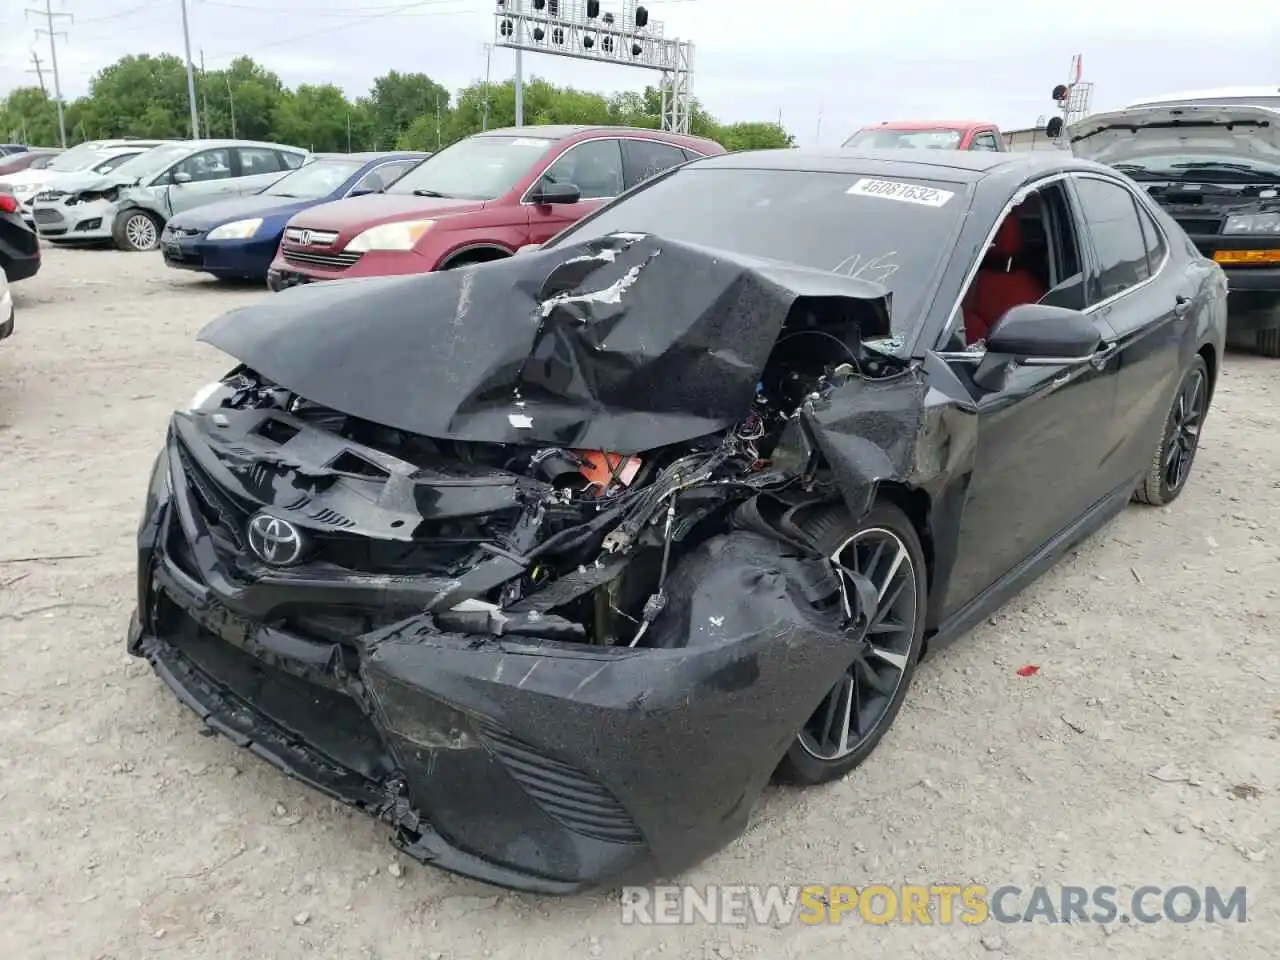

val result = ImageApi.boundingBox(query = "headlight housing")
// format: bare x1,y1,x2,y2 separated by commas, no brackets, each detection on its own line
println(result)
10,183,37,197
1223,212,1280,235
207,217,263,240
188,380,225,411
347,219,435,252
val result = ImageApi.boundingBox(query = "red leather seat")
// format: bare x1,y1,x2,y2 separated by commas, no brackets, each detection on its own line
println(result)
964,215,1046,344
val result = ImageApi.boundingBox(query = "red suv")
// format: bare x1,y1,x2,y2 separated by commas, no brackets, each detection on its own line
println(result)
267,125,725,289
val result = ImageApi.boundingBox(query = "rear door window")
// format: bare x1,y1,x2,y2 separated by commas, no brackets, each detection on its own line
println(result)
621,140,689,189
237,147,284,177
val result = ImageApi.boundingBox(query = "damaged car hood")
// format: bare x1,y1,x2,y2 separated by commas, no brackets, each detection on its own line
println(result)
1069,104,1280,164
199,233,892,451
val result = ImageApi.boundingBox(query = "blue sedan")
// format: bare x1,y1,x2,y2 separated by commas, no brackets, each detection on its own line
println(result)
160,151,428,281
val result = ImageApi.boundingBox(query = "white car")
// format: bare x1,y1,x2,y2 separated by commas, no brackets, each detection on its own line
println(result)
30,139,309,251
1,267,13,344
0,139,172,227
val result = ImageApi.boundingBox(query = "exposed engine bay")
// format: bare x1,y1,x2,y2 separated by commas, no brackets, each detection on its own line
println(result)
193,305,905,650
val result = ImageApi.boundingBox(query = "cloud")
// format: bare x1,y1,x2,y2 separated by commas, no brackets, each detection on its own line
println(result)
2,0,1277,144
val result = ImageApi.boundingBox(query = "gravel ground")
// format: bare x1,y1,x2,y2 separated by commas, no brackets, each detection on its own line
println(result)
1,246,1277,960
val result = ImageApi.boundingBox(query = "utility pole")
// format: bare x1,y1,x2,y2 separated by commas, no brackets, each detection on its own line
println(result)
25,0,70,148
225,76,237,138
481,43,493,132
434,93,442,150
346,113,352,152
27,50,47,96
199,49,210,138
178,0,201,138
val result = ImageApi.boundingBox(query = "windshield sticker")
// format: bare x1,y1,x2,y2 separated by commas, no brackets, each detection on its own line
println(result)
833,251,900,285
847,178,955,207
510,138,554,148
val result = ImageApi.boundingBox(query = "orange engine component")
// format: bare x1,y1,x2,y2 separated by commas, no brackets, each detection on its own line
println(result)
575,450,641,494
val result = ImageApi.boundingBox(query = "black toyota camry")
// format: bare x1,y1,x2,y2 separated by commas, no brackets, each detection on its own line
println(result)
129,149,1228,893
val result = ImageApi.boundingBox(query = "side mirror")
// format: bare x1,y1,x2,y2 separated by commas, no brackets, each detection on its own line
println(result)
172,171,192,185
1045,116,1064,139
515,243,542,255
348,187,375,197
973,303,1102,392
529,180,581,205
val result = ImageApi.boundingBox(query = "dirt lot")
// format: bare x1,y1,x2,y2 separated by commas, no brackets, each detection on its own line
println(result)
1,245,1276,960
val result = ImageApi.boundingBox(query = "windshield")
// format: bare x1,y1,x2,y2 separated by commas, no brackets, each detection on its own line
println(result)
386,135,555,200
1110,152,1280,183
48,144,118,172
549,166,966,343
844,128,963,150
264,158,364,198
92,152,141,174
109,144,192,183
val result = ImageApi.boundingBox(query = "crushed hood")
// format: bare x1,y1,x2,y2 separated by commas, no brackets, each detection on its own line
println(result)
1069,104,1280,164
198,233,892,452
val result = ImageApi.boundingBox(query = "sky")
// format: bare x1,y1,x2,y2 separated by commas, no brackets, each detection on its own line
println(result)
1,0,1277,144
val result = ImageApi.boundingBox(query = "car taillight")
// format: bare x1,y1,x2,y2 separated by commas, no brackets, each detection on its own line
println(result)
0,194,18,214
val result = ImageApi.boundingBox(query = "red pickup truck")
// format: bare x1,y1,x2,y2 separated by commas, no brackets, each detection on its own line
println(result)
843,120,1007,152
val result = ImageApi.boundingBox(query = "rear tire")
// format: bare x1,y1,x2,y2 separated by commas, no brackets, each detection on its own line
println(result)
774,502,927,786
1133,355,1208,506
113,209,162,252
1256,327,1280,358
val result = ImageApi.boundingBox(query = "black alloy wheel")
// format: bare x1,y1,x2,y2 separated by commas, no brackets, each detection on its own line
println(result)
776,502,927,786
1134,355,1208,506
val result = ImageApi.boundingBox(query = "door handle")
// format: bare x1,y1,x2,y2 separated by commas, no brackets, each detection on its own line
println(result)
1174,294,1193,316
1090,342,1118,369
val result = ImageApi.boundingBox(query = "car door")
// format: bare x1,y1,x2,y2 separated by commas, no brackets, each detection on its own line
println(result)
525,138,624,244
620,138,691,191
939,177,1122,612
164,147,237,215
230,146,290,198
1068,173,1200,490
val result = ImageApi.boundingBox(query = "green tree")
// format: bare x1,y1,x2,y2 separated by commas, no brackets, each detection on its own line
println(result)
362,71,451,151
79,53,194,138
0,86,61,146
709,121,794,151
272,84,363,152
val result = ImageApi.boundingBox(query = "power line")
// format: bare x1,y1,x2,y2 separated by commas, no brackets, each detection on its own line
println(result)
24,0,70,147
76,1,167,25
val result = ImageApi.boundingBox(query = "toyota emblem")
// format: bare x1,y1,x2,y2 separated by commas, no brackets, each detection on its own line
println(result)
246,513,305,566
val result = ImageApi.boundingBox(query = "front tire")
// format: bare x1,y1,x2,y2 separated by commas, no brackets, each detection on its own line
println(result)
113,209,162,252
775,502,927,786
1133,355,1208,506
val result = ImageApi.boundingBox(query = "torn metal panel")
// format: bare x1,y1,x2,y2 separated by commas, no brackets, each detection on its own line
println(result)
197,233,892,451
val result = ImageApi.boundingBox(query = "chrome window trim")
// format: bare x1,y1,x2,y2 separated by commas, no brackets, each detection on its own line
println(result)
936,169,1173,359
519,135,708,206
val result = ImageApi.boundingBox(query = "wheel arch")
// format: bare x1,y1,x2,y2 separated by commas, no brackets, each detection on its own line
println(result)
439,243,514,269
1197,342,1218,403
871,481,934,592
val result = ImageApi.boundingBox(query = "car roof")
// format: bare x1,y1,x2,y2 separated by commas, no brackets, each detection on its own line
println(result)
692,147,1084,182
312,151,429,161
862,120,995,131
477,124,715,144
170,139,308,152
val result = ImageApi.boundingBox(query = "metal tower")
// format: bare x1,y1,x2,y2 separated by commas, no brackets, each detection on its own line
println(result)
493,0,695,134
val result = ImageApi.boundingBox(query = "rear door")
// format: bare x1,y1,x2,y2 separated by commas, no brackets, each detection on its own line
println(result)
231,146,290,197
525,138,624,244
1068,173,1200,489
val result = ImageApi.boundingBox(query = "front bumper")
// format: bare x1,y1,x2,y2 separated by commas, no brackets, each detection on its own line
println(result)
128,423,864,892
266,247,435,290
162,231,279,279
31,197,116,240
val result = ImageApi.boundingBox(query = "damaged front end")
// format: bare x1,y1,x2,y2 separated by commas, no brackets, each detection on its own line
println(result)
128,233,916,891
